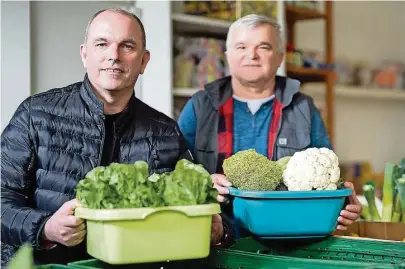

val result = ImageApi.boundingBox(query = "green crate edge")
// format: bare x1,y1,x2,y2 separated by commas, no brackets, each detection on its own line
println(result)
230,237,405,264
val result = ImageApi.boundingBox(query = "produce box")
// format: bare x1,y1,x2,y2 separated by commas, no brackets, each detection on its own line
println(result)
230,236,405,265
333,221,405,242
75,204,220,265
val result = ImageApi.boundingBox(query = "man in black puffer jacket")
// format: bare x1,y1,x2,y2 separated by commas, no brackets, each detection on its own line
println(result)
1,9,232,267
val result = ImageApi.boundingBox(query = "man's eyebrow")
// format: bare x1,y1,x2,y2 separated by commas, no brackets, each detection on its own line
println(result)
93,37,108,43
259,42,273,47
121,38,137,45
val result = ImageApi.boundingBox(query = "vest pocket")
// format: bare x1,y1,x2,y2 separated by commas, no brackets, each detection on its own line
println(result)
276,128,310,150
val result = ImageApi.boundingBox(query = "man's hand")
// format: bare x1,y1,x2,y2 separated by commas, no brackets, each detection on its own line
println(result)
211,174,232,203
210,214,224,245
336,182,362,231
43,199,86,247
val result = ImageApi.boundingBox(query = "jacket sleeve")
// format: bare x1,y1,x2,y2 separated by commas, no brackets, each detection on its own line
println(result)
1,98,51,248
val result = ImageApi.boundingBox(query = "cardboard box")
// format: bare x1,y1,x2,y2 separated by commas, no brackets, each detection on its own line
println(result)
333,221,405,242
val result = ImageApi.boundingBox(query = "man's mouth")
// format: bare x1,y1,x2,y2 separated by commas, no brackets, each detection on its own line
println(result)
102,68,123,73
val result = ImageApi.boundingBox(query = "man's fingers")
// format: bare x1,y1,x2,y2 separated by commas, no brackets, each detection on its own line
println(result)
63,216,84,227
340,210,359,221
336,225,347,231
338,216,353,226
345,204,361,214
61,199,82,215
217,194,228,203
214,184,230,195
212,174,232,187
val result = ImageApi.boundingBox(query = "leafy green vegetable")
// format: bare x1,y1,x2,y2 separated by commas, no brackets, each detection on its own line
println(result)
6,244,34,269
363,183,381,221
76,159,218,209
160,159,217,206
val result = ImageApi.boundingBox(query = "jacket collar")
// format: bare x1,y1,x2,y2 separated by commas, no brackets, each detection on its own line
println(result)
204,75,301,109
79,73,138,134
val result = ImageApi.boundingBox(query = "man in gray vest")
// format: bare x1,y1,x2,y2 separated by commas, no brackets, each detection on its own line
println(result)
178,14,361,237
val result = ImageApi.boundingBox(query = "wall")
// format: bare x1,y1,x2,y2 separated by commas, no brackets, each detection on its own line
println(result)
30,1,128,93
1,1,31,133
295,1,405,172
296,1,405,63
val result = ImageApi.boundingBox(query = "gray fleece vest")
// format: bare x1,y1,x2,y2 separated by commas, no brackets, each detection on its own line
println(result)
191,76,316,174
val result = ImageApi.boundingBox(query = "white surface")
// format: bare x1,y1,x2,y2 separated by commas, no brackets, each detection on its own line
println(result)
136,1,173,118
296,1,405,63
1,1,31,133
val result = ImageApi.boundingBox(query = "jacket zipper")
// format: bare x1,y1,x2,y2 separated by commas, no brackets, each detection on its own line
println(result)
98,115,105,166
109,121,117,164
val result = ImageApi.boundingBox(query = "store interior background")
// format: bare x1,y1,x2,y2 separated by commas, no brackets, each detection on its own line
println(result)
2,0,405,192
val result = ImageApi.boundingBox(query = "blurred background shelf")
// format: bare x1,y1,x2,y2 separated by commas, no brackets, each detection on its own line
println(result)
286,65,332,82
172,13,231,36
285,4,327,21
302,83,405,102
174,86,405,102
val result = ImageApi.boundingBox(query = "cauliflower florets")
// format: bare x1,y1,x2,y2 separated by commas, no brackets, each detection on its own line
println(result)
282,147,340,191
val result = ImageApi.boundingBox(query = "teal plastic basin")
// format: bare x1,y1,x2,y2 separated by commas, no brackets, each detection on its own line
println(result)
228,187,352,239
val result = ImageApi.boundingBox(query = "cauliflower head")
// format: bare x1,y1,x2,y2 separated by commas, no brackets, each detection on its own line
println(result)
282,147,340,191
223,149,283,191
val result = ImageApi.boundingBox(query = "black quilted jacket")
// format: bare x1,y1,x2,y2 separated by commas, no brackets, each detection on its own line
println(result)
1,75,191,266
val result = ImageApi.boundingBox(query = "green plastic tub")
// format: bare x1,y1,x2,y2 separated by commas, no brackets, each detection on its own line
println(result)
68,258,203,269
231,237,405,265
74,204,220,265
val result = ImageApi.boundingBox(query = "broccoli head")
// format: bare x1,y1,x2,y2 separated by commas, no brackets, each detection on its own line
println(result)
222,149,283,191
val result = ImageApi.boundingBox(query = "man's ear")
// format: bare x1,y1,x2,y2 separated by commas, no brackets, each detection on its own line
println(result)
80,44,87,68
140,50,150,75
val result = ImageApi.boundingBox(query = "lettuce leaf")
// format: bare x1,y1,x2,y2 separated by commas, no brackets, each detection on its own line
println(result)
76,159,218,209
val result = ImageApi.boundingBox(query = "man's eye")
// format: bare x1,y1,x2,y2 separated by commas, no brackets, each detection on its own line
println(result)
259,46,271,50
95,43,106,47
236,46,245,50
123,44,134,50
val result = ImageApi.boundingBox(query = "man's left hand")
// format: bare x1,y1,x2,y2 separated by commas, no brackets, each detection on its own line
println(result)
210,214,224,245
336,182,362,231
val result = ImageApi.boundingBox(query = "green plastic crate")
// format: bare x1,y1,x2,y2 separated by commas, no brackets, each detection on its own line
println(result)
69,250,390,269
231,237,405,265
206,248,389,269
74,204,220,265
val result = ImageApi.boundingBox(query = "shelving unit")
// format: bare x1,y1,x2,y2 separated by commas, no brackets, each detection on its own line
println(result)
170,2,337,143
285,2,335,144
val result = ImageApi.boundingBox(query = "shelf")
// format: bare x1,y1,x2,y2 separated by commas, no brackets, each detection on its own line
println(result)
173,88,201,97
172,13,231,37
174,85,405,102
285,4,327,21
302,83,405,102
286,65,332,83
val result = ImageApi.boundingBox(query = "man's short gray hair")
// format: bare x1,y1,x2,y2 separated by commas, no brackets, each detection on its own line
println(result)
226,14,284,54
84,8,146,49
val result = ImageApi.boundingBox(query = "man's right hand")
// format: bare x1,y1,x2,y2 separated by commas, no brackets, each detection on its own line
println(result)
212,174,232,203
43,199,86,247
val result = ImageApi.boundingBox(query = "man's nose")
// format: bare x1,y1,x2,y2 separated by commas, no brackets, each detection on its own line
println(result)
108,44,120,63
247,48,258,60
